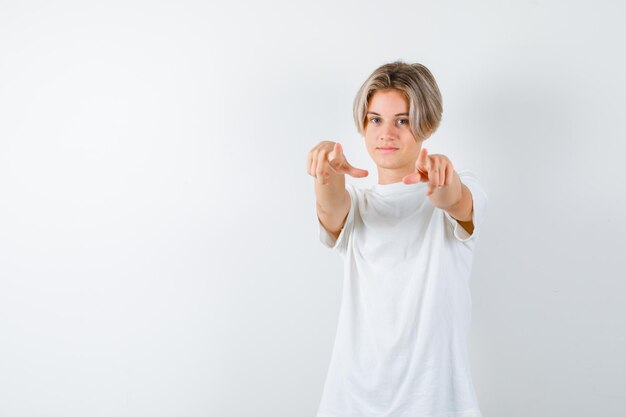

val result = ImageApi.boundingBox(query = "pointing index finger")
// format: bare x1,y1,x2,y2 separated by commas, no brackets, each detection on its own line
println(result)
417,147,430,170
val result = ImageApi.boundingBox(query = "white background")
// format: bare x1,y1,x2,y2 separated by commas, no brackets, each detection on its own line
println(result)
1,1,625,416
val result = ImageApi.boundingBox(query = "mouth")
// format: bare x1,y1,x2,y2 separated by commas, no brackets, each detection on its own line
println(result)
376,147,399,153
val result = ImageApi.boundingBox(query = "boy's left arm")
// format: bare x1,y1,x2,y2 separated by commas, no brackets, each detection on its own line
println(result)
402,147,474,235
430,171,474,235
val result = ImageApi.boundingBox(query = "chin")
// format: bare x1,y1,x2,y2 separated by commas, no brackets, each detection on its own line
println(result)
375,162,403,170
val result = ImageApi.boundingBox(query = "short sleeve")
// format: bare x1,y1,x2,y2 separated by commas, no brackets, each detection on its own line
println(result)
318,183,357,253
443,170,488,242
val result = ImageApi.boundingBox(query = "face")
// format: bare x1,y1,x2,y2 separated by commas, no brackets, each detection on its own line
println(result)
364,89,423,181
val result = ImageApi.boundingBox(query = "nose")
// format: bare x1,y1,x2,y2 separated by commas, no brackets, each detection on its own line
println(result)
379,121,399,141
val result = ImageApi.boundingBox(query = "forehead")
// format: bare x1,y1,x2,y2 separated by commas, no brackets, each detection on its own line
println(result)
367,89,409,114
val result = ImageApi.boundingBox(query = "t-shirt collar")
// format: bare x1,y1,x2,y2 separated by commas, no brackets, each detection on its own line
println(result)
371,181,424,195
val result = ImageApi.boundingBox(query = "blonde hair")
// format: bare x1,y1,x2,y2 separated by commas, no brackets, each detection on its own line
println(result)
353,61,443,141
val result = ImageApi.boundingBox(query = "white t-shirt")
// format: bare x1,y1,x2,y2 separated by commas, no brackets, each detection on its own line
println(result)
316,170,488,417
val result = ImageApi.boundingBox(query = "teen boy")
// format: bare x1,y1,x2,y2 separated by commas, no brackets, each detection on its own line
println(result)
306,61,488,417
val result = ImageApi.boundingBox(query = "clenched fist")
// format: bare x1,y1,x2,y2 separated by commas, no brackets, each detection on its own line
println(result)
306,141,369,185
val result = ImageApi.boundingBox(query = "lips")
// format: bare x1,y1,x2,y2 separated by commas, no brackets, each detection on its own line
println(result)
377,147,399,152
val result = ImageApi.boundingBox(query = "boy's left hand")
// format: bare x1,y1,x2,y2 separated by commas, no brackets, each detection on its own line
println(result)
402,147,454,197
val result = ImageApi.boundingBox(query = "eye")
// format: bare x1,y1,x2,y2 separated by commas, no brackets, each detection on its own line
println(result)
397,118,409,126
369,117,381,124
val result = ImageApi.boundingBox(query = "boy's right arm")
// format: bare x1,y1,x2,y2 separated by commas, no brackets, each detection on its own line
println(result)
315,175,350,241
306,141,368,240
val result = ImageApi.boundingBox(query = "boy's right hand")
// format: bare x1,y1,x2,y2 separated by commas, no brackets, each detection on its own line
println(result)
307,141,369,185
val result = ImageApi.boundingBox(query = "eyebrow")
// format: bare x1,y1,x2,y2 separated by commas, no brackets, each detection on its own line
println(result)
367,111,409,116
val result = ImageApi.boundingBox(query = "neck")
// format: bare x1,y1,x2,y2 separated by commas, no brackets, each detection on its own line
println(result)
376,162,417,185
